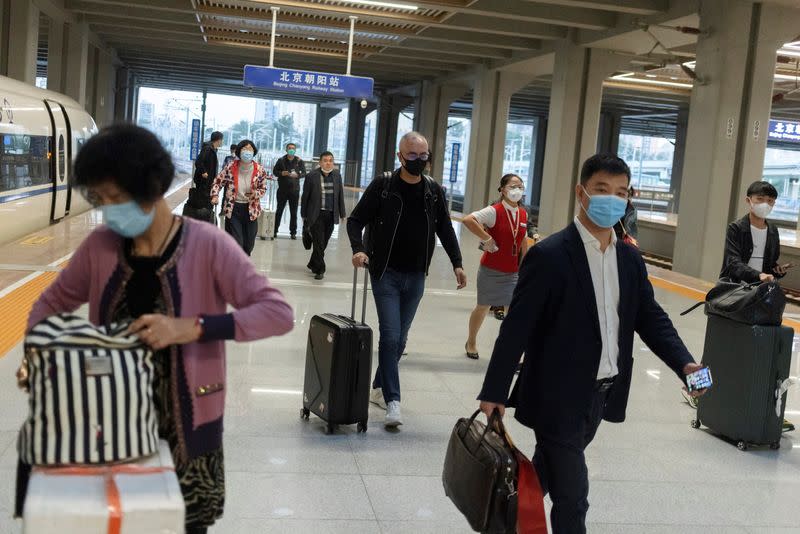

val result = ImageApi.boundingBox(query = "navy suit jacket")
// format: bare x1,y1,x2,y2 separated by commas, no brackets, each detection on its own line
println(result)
478,223,695,435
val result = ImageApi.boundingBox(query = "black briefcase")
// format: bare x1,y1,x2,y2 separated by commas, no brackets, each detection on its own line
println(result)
443,410,518,533
301,268,372,434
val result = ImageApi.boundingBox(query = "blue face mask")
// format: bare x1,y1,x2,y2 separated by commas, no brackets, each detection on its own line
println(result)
102,201,155,238
580,186,628,228
240,150,254,163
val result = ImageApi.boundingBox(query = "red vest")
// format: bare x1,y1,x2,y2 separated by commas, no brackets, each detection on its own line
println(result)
480,203,527,273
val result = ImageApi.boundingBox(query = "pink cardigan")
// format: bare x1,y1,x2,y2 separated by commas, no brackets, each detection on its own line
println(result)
28,218,294,458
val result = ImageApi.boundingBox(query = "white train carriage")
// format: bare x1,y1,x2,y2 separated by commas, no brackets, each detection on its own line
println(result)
0,75,98,244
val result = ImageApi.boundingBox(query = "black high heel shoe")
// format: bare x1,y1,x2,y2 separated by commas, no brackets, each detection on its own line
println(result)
465,342,479,360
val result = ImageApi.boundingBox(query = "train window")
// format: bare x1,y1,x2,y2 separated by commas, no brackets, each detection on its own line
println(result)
57,135,66,182
0,134,51,194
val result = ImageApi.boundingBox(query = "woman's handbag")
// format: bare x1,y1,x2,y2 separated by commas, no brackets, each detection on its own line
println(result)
680,279,786,326
442,409,547,533
17,314,159,466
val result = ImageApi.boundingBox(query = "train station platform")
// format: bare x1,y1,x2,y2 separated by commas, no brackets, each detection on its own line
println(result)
0,185,799,533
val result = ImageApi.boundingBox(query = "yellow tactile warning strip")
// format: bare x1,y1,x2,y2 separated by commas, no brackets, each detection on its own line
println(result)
0,268,61,359
20,236,55,246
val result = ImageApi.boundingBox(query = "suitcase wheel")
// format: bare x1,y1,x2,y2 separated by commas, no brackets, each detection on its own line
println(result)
770,441,781,450
357,421,368,433
690,419,701,429
300,408,310,420
737,441,748,451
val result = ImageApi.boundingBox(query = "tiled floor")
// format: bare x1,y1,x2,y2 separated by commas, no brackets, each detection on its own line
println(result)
1,198,800,533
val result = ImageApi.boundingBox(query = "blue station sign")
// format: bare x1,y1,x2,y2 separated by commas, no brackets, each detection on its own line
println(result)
190,119,201,161
243,65,374,99
768,120,800,143
449,142,461,183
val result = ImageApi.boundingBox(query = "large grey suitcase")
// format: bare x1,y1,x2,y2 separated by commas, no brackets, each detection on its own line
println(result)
257,179,276,240
693,315,793,450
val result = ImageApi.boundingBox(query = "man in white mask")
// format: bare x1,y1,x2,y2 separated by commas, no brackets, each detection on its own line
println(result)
720,181,788,283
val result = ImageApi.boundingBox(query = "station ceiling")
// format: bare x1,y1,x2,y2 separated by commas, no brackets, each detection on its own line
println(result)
53,1,800,127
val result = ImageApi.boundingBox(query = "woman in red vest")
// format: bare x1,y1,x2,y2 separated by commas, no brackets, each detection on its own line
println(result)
462,174,529,359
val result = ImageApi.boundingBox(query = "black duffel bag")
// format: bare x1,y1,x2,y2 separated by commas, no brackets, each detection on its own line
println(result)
681,279,785,326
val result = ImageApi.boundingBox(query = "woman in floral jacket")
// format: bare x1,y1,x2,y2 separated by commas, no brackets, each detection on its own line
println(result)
211,139,268,256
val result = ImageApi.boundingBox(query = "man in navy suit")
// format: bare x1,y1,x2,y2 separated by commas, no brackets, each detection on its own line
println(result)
478,154,705,533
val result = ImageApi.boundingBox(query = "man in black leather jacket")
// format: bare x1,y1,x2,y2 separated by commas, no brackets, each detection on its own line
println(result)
720,181,787,283
347,131,466,428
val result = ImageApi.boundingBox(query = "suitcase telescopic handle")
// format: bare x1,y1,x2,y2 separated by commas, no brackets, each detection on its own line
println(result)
351,267,369,324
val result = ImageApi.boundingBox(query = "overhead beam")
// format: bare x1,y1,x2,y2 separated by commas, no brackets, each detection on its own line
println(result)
65,0,194,15
521,0,668,16
111,40,448,75
440,14,568,39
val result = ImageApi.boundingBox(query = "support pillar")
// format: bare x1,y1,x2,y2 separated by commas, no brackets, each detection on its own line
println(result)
0,0,8,76
345,99,377,186
537,43,629,235
597,111,621,154
94,51,114,126
6,0,39,84
114,67,131,122
465,66,548,213
673,1,800,280
415,80,469,183
47,20,65,92
64,20,89,108
669,107,689,213
313,104,343,157
374,94,414,175
529,116,548,211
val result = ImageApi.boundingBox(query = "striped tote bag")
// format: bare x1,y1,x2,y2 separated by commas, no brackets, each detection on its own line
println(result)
18,314,159,466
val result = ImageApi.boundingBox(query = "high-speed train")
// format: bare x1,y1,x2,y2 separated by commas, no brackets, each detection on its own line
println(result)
0,75,98,244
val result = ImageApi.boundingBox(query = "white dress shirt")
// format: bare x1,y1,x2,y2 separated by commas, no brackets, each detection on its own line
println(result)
748,225,767,272
574,217,620,380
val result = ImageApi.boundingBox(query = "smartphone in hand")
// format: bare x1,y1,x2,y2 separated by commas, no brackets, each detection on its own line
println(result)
686,366,713,393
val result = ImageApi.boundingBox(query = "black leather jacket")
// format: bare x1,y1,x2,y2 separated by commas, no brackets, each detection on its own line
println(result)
720,214,783,283
347,170,463,280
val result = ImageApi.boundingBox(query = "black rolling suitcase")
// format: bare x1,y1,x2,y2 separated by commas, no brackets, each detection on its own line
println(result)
301,268,372,434
693,315,793,450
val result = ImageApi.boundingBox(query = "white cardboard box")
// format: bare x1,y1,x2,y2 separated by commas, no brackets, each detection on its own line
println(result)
23,440,185,534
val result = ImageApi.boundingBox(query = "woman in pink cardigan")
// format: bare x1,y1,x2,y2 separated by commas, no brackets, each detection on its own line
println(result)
20,125,294,534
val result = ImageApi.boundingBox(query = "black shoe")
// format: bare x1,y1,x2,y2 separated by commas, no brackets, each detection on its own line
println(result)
465,343,479,360
315,272,324,280
291,234,297,240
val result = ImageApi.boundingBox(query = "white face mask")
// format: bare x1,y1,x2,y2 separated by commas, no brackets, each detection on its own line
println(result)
505,187,524,203
750,201,773,219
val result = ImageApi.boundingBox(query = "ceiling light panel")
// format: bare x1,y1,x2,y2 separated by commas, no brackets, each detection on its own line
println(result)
330,0,419,10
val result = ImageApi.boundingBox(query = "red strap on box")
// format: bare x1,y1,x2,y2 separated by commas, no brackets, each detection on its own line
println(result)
34,464,175,534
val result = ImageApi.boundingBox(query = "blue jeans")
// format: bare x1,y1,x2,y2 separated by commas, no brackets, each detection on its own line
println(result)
370,269,426,403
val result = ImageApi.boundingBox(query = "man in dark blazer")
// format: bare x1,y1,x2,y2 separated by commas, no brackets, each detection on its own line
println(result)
478,153,705,533
301,151,346,280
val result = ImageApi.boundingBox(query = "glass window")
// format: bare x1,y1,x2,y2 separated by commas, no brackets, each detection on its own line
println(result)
136,87,203,175
762,145,800,223
441,117,471,211
393,110,415,169
327,110,348,165
618,133,676,222
360,109,377,188
503,121,535,199
204,95,316,171
0,134,51,193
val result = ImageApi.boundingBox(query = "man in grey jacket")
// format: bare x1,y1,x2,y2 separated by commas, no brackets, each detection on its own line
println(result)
302,151,347,280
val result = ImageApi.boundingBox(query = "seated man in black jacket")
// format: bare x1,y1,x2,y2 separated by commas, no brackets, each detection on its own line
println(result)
720,181,788,283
